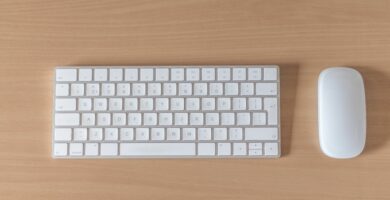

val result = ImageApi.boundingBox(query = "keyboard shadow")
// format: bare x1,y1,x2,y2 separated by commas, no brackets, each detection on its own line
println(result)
354,66,390,155
279,64,299,156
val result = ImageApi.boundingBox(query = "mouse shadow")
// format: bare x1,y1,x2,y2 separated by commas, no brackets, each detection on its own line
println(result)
279,64,299,156
354,66,390,154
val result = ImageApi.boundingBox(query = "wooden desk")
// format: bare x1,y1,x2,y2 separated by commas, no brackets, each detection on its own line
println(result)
0,0,389,199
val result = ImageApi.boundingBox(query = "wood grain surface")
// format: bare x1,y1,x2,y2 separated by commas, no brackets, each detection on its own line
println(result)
0,0,390,199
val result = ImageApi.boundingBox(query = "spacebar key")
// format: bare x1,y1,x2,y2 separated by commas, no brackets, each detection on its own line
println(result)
120,143,196,156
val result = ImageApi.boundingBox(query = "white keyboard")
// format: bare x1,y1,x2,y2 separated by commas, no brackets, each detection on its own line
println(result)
53,66,280,158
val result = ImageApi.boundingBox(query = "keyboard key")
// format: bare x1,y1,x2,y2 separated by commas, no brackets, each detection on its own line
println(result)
186,68,200,81
232,68,246,80
73,128,87,141
163,83,177,96
167,128,180,140
214,128,227,140
79,69,92,81
209,83,223,95
256,83,277,95
205,113,219,125
198,128,211,140
198,143,215,155
110,68,123,81
194,83,207,95
70,84,84,96
171,98,184,110
202,98,215,110
159,113,172,125
240,83,254,95
151,128,165,140
156,98,169,110
252,113,266,125
53,143,68,156
264,143,278,156
202,68,215,81
56,69,77,81
94,98,107,111
171,68,184,81
155,68,169,81
55,98,76,111
245,128,278,140
249,143,262,150
249,150,262,156
190,113,203,125
128,113,142,126
140,98,153,111
97,113,111,126
186,98,200,110
56,84,69,96
225,83,238,95
248,98,262,110
133,83,146,96
86,83,99,96
178,83,192,96
78,98,92,111
102,83,115,96
69,143,83,156
124,98,138,111
109,98,122,111
233,143,246,155
136,128,149,140
55,113,79,126
144,113,157,125
175,113,188,125
237,113,250,125
82,113,95,126
54,128,72,141
263,67,277,80
232,98,246,110
217,143,231,155
125,69,138,81
101,143,118,156
182,128,196,140
148,83,161,96
221,113,235,125
117,83,130,96
120,143,196,156
140,69,154,81
85,143,99,156
108,115,123,127
217,98,231,110
248,68,262,80
120,128,134,140
89,128,103,140
229,128,243,140
264,98,278,125
105,128,118,141
217,68,230,81
94,69,107,81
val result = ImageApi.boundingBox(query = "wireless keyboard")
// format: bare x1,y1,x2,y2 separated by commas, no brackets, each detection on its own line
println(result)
53,66,280,158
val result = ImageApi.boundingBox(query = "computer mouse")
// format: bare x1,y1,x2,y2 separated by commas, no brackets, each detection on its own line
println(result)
318,67,366,159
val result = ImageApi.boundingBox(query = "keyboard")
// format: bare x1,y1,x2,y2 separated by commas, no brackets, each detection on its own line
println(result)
53,65,280,158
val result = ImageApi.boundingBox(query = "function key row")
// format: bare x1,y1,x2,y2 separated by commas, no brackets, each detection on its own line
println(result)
56,67,278,82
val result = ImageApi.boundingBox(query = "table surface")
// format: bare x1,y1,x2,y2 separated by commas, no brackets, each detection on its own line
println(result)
1,0,390,199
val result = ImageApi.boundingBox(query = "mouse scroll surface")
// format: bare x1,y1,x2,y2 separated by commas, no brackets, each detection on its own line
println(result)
318,67,366,159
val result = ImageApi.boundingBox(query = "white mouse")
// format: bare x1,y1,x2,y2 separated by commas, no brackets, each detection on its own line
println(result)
318,67,366,159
